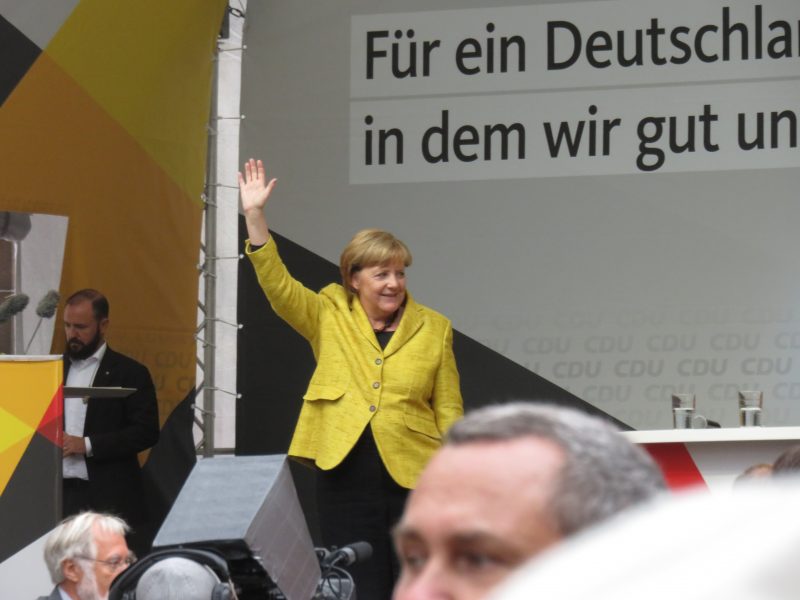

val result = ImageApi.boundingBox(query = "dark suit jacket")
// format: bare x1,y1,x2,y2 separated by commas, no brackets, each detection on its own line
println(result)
37,585,62,600
63,346,159,530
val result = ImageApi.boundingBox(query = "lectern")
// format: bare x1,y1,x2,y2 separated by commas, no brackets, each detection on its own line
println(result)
0,355,137,565
0,355,63,564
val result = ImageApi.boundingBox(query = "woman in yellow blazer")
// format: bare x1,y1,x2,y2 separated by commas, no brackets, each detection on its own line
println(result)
239,158,463,599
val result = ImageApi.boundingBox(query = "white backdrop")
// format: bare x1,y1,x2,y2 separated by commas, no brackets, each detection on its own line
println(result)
236,0,800,430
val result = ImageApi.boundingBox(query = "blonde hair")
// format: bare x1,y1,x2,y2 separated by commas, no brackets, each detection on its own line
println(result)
339,229,412,293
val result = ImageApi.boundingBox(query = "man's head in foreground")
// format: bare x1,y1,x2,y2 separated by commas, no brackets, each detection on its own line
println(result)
392,402,666,600
43,511,132,600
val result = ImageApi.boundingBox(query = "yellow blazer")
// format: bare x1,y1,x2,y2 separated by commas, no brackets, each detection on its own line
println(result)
247,237,463,488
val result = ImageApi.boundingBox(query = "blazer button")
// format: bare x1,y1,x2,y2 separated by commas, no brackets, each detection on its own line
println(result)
372,381,381,389
375,358,382,365
369,405,377,412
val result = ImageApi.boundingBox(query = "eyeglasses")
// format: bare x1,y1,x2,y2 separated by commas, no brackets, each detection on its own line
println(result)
75,553,137,570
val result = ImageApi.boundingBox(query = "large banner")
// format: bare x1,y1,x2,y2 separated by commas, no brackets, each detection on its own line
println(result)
0,0,226,563
240,0,800,431
350,2,799,182
1,0,226,420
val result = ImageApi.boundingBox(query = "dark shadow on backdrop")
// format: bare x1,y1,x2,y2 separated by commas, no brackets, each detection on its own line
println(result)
141,390,198,552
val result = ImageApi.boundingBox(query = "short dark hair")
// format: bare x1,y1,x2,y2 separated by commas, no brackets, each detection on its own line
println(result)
65,289,109,320
445,402,666,535
773,445,800,475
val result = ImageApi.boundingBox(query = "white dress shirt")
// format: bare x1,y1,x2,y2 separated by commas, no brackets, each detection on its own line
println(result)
63,342,107,480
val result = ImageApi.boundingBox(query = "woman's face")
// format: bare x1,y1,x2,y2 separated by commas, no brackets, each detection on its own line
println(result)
350,260,407,321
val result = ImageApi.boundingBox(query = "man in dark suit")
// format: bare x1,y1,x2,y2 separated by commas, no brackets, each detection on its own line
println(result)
62,289,159,556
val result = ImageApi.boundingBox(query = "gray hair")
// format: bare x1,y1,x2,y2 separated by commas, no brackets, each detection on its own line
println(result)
43,511,129,584
446,402,666,536
136,557,221,600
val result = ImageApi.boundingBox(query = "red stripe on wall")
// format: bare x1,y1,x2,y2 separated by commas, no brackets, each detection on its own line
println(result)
643,442,707,490
36,385,63,447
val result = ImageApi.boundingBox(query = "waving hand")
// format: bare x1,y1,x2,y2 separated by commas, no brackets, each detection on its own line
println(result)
238,158,277,246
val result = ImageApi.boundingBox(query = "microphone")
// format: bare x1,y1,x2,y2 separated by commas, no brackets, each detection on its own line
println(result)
0,293,30,323
25,290,60,353
321,541,373,568
0,211,32,242
36,289,60,318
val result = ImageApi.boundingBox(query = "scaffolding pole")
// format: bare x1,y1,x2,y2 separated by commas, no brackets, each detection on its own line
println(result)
197,41,221,458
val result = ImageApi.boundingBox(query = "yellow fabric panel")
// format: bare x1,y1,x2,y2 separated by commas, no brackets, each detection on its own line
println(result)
45,0,227,203
0,53,201,425
0,432,34,496
0,407,32,457
0,360,62,430
0,357,60,495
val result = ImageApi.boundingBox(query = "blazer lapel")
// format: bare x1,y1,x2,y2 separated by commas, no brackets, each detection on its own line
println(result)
62,355,70,429
383,294,424,358
92,347,117,387
76,346,117,435
350,296,382,352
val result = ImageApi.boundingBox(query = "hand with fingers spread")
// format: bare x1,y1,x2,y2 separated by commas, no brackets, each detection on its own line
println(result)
238,158,277,213
238,158,277,246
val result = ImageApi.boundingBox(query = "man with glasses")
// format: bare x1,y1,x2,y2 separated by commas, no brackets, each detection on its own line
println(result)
40,511,136,600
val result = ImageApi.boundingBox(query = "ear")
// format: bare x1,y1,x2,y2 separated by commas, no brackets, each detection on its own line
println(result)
98,317,110,337
62,558,84,583
349,272,361,293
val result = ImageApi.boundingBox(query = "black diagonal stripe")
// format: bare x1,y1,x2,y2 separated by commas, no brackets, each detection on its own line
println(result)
0,433,60,563
0,15,41,107
140,389,198,553
453,331,630,429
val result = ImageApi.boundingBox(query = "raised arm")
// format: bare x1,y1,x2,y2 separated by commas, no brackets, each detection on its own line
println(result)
238,158,277,246
240,158,324,341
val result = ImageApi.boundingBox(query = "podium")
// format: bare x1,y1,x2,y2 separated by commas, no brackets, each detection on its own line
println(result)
0,355,137,565
622,427,800,492
0,355,63,564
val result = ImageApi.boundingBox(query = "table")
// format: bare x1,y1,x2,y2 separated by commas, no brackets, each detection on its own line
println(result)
621,427,800,492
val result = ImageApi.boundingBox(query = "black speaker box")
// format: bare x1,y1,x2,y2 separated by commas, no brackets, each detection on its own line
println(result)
153,455,320,600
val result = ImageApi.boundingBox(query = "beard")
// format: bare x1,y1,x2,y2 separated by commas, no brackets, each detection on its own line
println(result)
67,329,103,360
76,565,106,600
